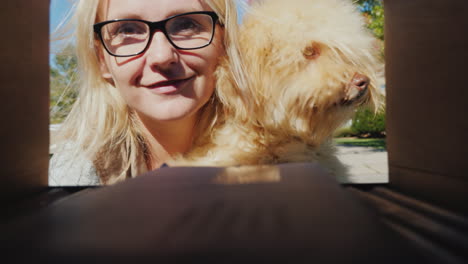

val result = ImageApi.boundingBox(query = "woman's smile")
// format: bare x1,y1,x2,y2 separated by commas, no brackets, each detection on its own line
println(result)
143,76,196,95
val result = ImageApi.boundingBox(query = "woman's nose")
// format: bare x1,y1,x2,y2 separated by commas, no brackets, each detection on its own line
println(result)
145,31,178,69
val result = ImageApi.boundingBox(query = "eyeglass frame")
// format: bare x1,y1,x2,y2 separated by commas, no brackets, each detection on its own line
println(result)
93,11,220,58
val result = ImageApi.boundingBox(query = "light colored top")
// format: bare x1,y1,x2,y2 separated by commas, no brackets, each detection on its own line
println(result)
49,146,101,186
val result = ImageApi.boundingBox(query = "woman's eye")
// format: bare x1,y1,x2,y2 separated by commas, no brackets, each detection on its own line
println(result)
114,22,146,36
170,18,203,34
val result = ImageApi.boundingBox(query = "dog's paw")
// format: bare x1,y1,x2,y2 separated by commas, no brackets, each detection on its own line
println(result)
341,73,370,106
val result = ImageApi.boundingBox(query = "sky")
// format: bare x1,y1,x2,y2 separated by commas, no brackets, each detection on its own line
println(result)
50,0,74,66
50,0,73,34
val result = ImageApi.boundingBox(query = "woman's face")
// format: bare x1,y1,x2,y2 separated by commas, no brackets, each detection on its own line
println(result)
97,0,224,123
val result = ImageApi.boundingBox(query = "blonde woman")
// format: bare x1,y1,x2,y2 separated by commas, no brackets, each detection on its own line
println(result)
49,0,243,185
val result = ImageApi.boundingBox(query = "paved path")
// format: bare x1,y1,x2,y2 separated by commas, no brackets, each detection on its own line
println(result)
336,145,388,184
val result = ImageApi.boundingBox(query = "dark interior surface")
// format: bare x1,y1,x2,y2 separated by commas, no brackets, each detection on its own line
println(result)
1,0,468,263
1,164,431,263
385,0,468,215
0,0,49,202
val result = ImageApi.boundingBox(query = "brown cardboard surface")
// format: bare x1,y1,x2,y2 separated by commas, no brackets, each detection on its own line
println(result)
385,0,468,213
390,166,468,213
2,164,426,263
0,1,50,201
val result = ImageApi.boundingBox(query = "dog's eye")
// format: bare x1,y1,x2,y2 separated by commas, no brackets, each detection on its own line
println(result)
303,45,320,59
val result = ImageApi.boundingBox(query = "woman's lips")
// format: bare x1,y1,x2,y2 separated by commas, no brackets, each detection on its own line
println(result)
145,76,194,95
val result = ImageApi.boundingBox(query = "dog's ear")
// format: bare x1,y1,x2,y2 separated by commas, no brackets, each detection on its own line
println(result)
302,42,321,60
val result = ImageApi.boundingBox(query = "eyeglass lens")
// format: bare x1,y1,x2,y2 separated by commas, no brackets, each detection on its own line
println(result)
100,13,215,56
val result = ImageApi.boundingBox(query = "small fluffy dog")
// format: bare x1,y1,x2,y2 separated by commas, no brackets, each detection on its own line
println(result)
172,0,382,181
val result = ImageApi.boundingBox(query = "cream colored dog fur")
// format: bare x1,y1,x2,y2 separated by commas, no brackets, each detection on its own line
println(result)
172,0,382,181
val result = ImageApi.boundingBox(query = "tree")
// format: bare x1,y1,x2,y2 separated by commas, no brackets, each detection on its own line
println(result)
351,107,386,138
357,0,384,40
356,0,384,57
50,44,78,124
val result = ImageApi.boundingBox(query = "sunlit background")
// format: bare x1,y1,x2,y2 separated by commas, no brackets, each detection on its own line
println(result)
49,0,386,183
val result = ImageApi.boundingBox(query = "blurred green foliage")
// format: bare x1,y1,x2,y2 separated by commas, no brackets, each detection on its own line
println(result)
356,0,384,40
356,0,384,58
351,107,386,138
50,44,78,124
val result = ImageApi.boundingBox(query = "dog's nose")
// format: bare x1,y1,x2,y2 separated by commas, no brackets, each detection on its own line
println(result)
351,73,370,91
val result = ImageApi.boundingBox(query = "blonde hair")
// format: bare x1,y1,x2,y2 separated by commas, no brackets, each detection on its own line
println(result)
56,0,243,184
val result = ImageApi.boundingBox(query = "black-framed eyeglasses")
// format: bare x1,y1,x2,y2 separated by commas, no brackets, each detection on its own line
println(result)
93,11,219,57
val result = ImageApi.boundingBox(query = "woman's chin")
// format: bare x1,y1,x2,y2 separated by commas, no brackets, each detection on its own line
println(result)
136,107,199,124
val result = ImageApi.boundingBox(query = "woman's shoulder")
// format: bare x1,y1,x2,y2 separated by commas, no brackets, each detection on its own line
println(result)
49,142,101,186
